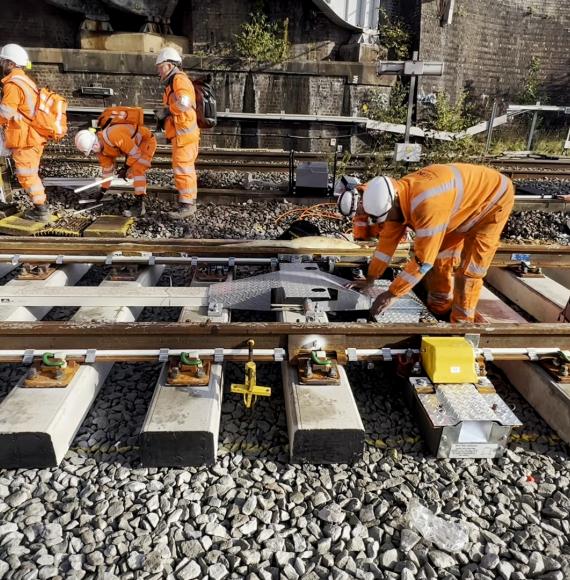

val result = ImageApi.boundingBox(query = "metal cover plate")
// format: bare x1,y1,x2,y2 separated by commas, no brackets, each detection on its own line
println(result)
209,263,371,311
418,382,521,427
369,280,432,323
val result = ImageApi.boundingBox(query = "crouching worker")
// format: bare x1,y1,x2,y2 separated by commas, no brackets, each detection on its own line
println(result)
338,163,514,323
74,107,157,217
335,176,381,241
0,44,50,222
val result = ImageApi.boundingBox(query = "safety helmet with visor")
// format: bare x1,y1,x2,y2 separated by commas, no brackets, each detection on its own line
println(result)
337,175,396,222
335,175,362,217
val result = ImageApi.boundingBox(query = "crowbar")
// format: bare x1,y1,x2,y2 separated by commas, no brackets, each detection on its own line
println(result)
74,176,115,194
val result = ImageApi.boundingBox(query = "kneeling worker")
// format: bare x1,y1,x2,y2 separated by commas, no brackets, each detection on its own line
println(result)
75,120,157,217
338,163,514,323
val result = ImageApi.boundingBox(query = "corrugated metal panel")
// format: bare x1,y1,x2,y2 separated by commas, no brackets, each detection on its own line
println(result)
312,0,381,31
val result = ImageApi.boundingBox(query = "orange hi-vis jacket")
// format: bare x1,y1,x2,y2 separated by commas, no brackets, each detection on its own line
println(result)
368,163,514,297
0,69,45,149
163,71,200,146
97,124,156,194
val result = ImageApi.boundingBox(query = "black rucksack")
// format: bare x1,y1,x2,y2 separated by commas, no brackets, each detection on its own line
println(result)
192,75,217,129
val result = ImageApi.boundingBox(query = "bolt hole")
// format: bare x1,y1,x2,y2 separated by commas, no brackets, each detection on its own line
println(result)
311,288,326,292
304,266,318,270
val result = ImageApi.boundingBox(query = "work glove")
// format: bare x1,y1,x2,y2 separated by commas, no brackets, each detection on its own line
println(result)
155,107,170,121
154,107,171,131
117,165,129,180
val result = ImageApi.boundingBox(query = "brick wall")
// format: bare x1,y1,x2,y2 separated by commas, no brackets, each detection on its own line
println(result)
28,51,388,152
418,0,570,106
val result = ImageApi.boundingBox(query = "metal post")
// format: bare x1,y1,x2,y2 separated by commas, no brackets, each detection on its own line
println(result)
527,101,540,151
403,51,419,144
484,101,498,155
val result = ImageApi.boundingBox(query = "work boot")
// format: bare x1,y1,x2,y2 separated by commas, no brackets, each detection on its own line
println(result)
123,196,146,218
23,204,52,223
167,202,197,220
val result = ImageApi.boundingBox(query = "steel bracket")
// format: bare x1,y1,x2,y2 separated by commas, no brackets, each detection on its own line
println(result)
214,348,224,363
158,348,170,362
297,350,341,385
22,349,35,365
527,349,539,361
347,348,358,362
208,301,224,317
273,348,285,362
382,347,393,362
85,349,97,364
482,348,494,362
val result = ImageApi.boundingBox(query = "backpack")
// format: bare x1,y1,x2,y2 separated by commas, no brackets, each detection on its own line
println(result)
193,76,217,129
98,106,144,130
9,77,68,141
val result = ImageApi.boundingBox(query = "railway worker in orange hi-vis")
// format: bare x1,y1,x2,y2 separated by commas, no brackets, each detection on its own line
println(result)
74,116,157,217
154,47,200,220
338,163,515,323
0,44,50,222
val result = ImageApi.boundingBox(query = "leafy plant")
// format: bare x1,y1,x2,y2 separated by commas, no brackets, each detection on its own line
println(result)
233,11,289,64
519,56,544,104
377,8,411,59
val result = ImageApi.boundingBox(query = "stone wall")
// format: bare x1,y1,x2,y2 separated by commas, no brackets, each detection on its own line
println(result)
418,0,570,106
29,49,390,152
188,0,353,62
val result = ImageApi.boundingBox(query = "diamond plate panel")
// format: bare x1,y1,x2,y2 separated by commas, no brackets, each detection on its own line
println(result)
418,382,521,427
208,263,371,311
369,280,429,323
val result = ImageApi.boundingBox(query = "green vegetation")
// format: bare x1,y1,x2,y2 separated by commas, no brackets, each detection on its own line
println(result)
520,57,544,104
233,11,289,64
377,8,412,59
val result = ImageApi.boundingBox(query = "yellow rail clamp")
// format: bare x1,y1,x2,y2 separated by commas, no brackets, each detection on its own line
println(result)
231,339,271,409
0,213,48,236
83,215,134,238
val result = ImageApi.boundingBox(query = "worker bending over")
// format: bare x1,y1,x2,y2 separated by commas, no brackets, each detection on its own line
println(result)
75,122,157,217
338,163,514,323
0,44,49,222
155,47,200,219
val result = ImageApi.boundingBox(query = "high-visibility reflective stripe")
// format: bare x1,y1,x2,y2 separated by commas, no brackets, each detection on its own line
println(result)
176,123,198,136
27,184,44,194
55,98,63,135
101,128,115,149
419,262,433,275
0,104,18,118
449,164,464,215
411,179,454,212
176,94,192,112
136,158,151,167
458,175,509,233
128,146,140,157
353,219,368,227
173,166,196,175
436,248,461,260
9,76,38,115
415,223,447,238
15,167,39,176
398,270,422,286
373,250,392,263
133,176,146,183
429,291,454,300
452,304,475,317
134,187,146,193
178,188,197,195
465,262,487,276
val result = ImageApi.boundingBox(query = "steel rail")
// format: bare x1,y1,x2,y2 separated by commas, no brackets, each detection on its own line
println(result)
0,346,561,364
0,240,568,266
1,321,570,350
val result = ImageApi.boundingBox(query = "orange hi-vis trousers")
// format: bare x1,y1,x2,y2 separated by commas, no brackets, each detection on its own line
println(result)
172,140,198,204
425,180,515,323
12,145,46,206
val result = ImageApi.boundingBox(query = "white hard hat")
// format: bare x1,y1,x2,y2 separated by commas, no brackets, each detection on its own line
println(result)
74,130,98,156
0,44,30,68
155,47,182,66
362,176,396,222
334,175,361,196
